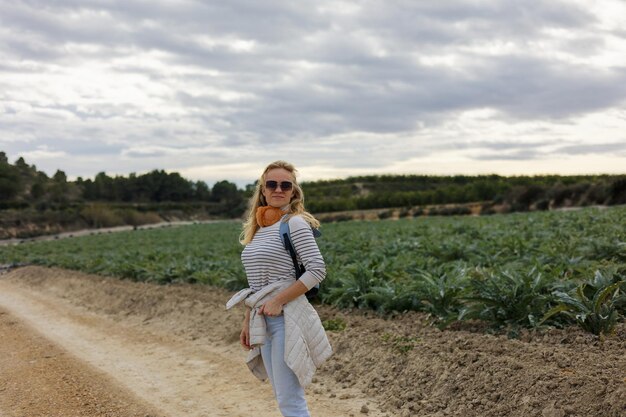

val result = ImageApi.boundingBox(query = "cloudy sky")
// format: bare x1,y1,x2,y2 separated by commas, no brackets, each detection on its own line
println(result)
1,0,625,187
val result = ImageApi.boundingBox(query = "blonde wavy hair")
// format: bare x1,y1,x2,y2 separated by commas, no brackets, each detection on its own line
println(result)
240,160,320,245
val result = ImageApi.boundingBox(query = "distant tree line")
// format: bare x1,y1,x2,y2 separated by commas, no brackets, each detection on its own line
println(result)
302,174,626,213
77,171,242,205
0,152,244,215
2,150,625,223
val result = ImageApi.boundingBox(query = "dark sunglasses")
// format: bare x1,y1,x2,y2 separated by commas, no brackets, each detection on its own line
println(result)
265,180,293,191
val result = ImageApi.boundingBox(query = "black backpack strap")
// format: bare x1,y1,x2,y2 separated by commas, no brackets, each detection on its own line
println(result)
280,217,303,278
279,216,321,299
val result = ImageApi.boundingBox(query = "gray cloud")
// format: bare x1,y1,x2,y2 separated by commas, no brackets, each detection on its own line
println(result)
555,142,626,156
466,140,626,161
1,0,625,183
473,149,543,161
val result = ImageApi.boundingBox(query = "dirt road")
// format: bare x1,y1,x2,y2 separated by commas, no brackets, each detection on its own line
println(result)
0,267,384,417
0,306,164,417
1,266,625,417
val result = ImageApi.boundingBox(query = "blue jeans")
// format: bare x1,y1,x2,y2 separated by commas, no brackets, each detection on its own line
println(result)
261,315,310,417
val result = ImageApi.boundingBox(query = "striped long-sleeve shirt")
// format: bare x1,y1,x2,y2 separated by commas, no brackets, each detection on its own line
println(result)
241,215,326,291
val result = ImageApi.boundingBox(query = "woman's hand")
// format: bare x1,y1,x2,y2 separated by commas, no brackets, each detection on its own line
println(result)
240,310,251,350
259,298,284,317
258,281,308,316
240,326,251,350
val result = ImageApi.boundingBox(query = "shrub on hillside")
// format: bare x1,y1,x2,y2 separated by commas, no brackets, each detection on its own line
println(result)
580,183,609,206
412,207,424,217
429,206,472,216
608,177,626,204
533,199,550,211
117,209,162,227
507,185,546,210
322,213,354,223
398,207,412,217
80,204,124,228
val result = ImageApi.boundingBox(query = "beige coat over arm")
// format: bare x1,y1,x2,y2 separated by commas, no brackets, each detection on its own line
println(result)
226,280,333,387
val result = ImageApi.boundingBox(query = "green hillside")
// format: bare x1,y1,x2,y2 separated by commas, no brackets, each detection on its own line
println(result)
1,150,625,239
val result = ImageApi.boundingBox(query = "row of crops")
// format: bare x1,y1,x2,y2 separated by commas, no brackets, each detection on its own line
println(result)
1,206,625,336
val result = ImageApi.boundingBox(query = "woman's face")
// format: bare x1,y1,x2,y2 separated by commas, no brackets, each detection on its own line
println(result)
262,168,295,208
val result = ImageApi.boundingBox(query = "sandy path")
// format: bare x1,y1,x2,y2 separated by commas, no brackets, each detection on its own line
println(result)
0,277,384,417
0,307,165,417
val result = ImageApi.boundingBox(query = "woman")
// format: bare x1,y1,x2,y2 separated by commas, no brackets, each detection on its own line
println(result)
226,160,332,417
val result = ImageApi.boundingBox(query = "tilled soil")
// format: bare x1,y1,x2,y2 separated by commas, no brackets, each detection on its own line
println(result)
1,266,625,417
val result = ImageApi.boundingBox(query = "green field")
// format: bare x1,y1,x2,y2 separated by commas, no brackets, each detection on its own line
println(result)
2,207,625,335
